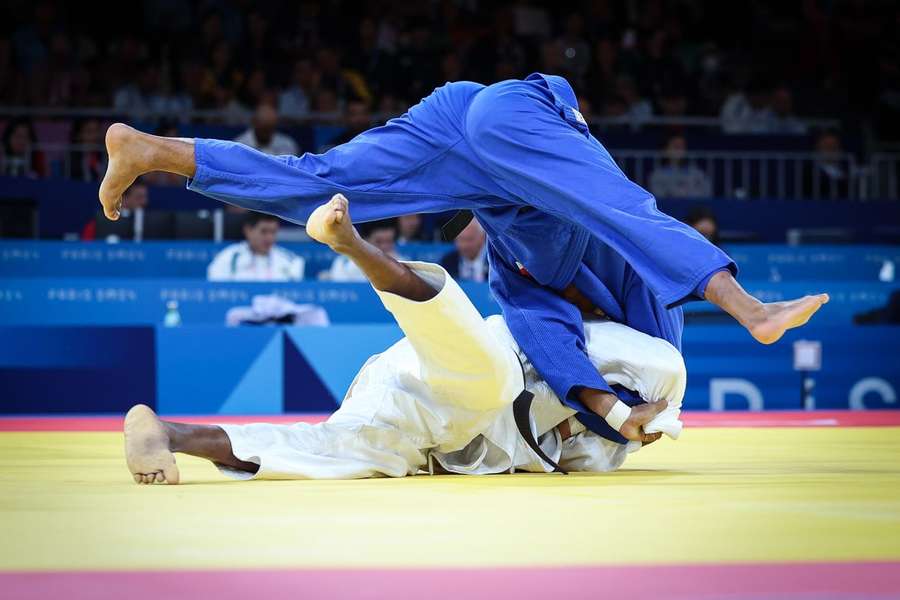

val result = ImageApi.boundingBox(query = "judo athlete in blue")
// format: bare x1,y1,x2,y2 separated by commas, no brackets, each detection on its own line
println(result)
99,73,828,446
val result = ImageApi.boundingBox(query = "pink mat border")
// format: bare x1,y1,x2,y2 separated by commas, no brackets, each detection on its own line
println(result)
3,562,899,600
2,410,899,432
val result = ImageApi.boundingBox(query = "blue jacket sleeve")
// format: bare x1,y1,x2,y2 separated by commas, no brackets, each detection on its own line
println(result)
488,246,613,413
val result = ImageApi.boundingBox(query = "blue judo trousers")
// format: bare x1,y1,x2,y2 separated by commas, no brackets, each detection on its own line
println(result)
187,73,736,443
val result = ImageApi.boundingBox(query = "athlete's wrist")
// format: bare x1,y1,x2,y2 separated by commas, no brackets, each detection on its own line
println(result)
578,389,619,418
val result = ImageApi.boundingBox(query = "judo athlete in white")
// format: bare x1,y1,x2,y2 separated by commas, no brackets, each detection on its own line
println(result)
124,195,681,484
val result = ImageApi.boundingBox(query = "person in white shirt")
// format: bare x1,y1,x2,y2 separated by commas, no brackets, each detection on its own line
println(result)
233,104,299,156
440,219,488,282
648,134,712,199
326,219,402,282
278,58,316,122
207,212,305,281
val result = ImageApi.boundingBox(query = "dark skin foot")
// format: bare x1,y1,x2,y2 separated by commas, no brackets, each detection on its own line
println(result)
123,404,257,485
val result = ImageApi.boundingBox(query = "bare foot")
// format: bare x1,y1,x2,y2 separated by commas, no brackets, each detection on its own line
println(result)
98,123,146,221
748,294,830,344
124,404,180,485
305,194,360,251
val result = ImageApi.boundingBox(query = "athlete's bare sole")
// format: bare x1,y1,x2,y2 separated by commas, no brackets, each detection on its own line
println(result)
99,124,144,221
124,404,180,485
748,294,830,344
99,123,195,221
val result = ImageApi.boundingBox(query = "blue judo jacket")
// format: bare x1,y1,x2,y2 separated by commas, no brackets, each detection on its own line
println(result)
187,73,736,442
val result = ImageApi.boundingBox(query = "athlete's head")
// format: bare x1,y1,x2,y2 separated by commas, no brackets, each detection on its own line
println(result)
358,219,397,255
252,104,279,146
243,212,280,256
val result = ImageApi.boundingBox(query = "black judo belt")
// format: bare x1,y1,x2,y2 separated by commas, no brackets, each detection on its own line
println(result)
443,210,565,474
441,210,474,241
511,358,568,475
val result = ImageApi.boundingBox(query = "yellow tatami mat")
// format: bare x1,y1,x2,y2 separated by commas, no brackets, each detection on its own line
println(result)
3,426,899,572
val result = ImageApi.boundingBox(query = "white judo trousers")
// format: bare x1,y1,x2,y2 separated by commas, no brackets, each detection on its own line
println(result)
218,262,687,480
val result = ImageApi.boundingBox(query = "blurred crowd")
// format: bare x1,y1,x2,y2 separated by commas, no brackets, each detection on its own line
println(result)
0,0,897,131
0,0,895,242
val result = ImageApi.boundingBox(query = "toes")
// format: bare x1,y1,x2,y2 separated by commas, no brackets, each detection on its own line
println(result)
642,432,663,445
132,471,169,484
163,462,180,485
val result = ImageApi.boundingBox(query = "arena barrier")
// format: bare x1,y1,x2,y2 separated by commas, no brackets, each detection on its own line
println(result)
1,241,899,281
0,324,896,415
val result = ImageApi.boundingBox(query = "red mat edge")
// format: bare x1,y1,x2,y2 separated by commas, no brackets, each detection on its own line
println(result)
2,562,899,600
2,410,899,432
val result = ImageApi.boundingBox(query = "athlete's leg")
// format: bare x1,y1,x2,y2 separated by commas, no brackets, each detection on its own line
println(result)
305,194,436,301
124,195,519,484
704,270,828,344
308,194,522,412
123,404,256,485
99,86,494,224
465,79,828,345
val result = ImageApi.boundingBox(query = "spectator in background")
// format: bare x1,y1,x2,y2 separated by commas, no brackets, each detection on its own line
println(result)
207,212,305,282
328,98,373,146
602,94,629,119
767,86,807,135
440,220,488,282
649,134,712,198
684,206,720,245
806,130,850,199
1,117,45,177
234,103,299,155
326,219,401,282
112,62,163,118
278,58,317,122
397,214,425,243
313,87,341,117
656,83,689,118
204,40,238,105
720,80,773,134
69,118,106,181
316,46,370,107
615,75,653,128
81,179,148,240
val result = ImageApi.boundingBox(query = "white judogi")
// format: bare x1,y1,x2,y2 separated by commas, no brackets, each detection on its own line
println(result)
207,242,305,282
218,262,686,480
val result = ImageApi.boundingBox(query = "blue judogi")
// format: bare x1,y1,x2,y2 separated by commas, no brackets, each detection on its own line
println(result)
188,73,736,442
